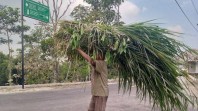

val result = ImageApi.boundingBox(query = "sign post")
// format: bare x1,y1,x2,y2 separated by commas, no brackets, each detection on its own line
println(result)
21,0,50,89
21,0,24,89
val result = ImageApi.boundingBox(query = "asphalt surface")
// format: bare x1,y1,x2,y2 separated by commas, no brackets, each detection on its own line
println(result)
0,84,196,111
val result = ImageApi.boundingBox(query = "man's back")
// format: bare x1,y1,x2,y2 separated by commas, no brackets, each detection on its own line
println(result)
91,60,109,97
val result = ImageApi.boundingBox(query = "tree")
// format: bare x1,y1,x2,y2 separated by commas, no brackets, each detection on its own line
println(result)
39,0,74,82
70,4,91,22
0,6,29,85
0,7,17,85
71,0,124,25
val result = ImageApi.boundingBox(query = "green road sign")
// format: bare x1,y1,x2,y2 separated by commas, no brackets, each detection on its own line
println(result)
23,0,50,23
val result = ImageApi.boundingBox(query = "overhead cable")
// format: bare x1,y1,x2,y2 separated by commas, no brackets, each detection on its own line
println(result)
174,0,198,33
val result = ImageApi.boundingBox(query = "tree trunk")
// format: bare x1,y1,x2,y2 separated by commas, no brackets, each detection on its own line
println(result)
6,30,12,86
52,25,60,83
65,61,71,81
53,57,59,83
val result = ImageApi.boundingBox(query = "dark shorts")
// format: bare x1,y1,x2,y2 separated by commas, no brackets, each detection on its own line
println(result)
88,96,108,111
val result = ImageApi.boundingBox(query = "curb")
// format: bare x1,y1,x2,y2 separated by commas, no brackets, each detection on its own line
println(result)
0,80,117,94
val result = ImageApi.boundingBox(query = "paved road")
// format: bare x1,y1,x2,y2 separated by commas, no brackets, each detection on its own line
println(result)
0,84,196,111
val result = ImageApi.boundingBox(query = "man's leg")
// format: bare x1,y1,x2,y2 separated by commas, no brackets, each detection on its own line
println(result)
88,96,95,111
95,96,108,111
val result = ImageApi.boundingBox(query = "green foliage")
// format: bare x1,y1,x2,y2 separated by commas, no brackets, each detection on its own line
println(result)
0,6,29,34
84,0,124,9
26,69,53,84
25,25,52,44
0,6,20,28
70,5,90,21
41,38,54,54
14,25,55,84
59,61,90,82
21,48,54,84
0,52,8,86
56,20,198,111
0,37,9,44
71,0,124,24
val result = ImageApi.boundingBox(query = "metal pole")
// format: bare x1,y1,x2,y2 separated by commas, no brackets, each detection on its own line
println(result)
21,0,25,89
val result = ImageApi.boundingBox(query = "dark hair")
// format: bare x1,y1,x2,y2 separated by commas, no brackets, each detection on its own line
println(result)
96,49,106,60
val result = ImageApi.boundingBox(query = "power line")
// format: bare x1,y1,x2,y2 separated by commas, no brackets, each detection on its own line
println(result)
190,0,198,16
174,0,198,33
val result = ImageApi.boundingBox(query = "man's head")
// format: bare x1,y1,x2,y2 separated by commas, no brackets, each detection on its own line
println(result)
96,51,106,60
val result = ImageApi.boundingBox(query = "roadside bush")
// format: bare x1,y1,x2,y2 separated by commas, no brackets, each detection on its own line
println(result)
0,52,8,86
25,69,53,84
59,61,90,82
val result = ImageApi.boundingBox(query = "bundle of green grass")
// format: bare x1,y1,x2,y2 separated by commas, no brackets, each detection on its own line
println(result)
55,20,197,111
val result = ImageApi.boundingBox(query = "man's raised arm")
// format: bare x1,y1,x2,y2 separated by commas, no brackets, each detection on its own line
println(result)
76,48,95,66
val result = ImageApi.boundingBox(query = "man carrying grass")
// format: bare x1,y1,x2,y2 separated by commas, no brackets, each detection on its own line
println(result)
77,48,109,111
